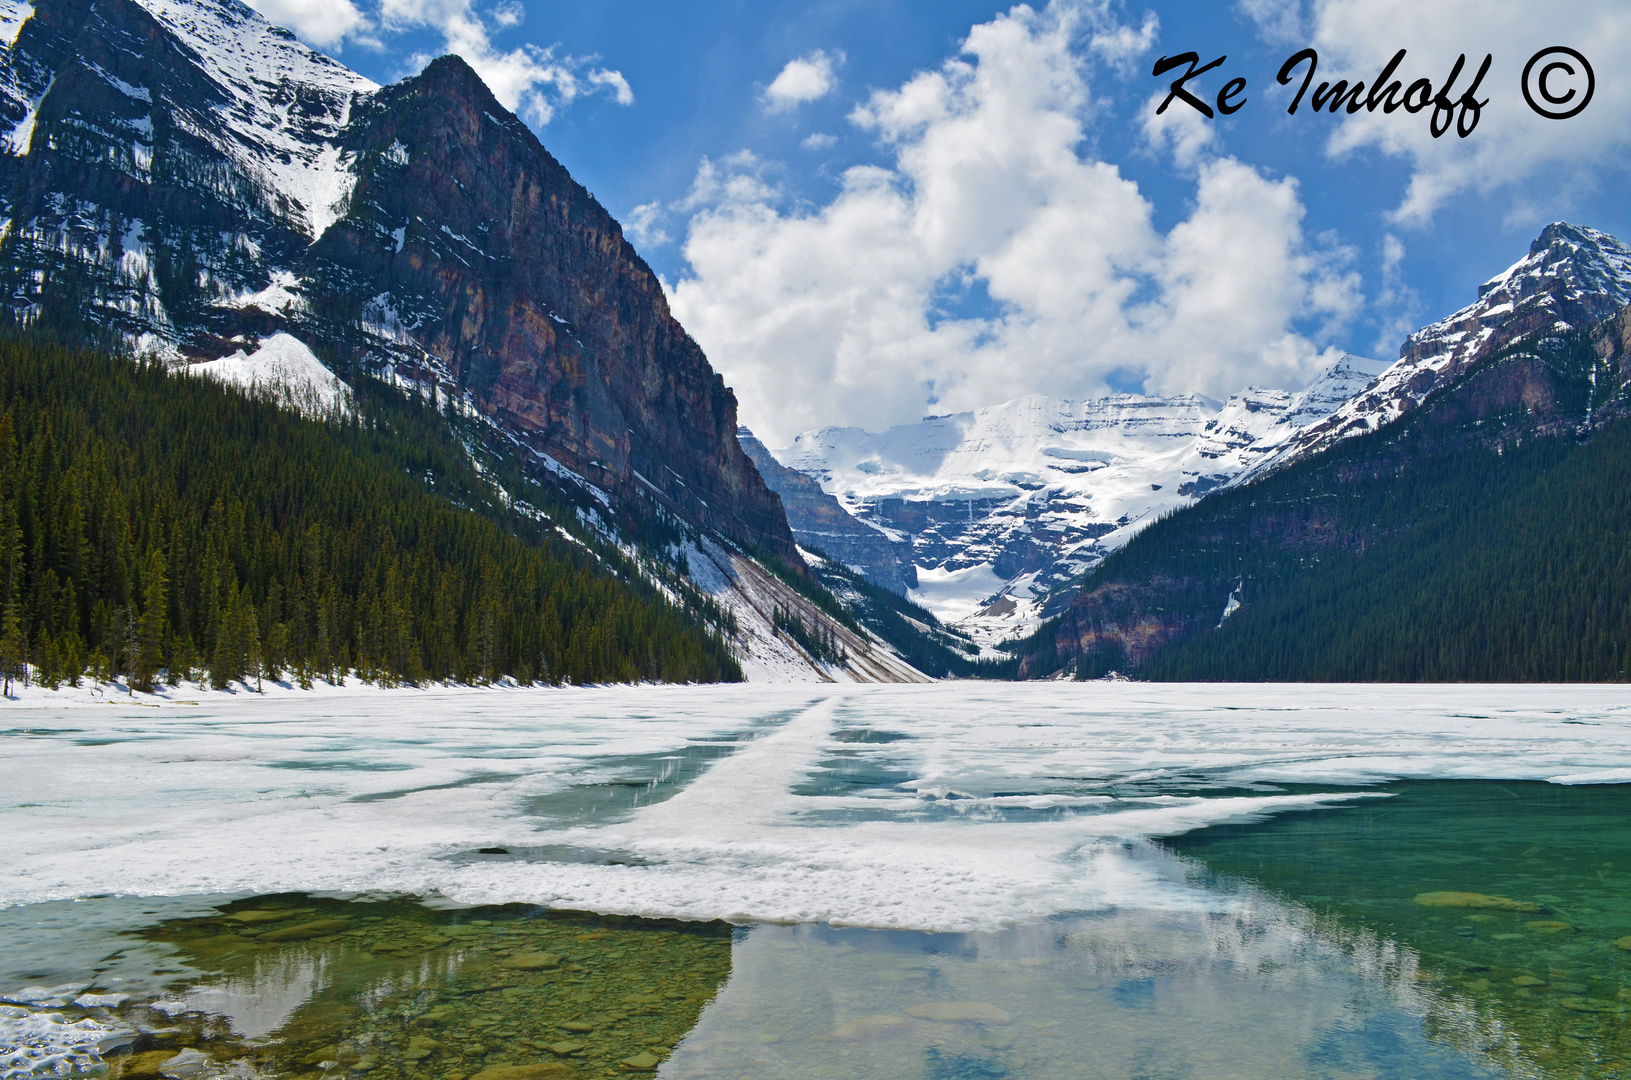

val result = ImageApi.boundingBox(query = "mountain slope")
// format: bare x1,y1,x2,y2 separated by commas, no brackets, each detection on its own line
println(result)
1239,223,1631,479
0,329,742,690
0,0,930,682
1015,301,1631,682
737,427,913,595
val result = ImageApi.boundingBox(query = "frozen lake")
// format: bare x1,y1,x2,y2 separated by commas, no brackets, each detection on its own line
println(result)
5,682,1631,1079
5,683,1630,926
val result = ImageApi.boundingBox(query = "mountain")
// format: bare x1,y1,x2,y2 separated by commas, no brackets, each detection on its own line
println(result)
0,0,796,564
1013,248,1631,682
1238,223,1631,478
761,353,1389,638
0,330,743,691
737,427,914,595
0,0,951,683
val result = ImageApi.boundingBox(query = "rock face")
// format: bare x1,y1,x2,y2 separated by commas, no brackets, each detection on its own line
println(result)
307,57,795,558
0,0,799,563
737,427,913,594
1021,280,1631,679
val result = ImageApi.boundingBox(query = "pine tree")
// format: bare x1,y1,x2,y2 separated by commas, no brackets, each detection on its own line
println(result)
133,548,167,691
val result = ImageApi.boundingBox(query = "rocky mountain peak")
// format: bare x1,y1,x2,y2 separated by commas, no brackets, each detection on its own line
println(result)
0,0,801,564
1228,222,1631,481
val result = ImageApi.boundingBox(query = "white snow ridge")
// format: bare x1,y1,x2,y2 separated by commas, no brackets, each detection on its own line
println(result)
190,333,353,419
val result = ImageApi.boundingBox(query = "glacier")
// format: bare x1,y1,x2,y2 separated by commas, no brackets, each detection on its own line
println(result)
765,353,1392,638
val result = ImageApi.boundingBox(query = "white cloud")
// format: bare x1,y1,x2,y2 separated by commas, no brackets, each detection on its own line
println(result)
1139,87,1217,169
624,201,669,249
243,0,368,48
801,132,837,150
763,50,841,113
1290,0,1631,224
1371,233,1420,355
668,0,1359,445
372,0,633,124
1235,0,1304,46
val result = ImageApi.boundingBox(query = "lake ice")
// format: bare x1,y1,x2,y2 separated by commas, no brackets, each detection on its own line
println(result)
5,682,1631,1080
5,682,1629,927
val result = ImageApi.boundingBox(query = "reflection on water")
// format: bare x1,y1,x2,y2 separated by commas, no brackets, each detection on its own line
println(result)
4,782,1630,1080
1167,781,1631,1078
663,910,1499,1080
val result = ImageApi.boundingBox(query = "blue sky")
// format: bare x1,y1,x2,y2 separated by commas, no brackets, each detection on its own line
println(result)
259,0,1631,441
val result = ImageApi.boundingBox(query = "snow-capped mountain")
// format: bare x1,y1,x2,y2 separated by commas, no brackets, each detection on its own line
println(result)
760,352,1390,634
0,0,796,561
1243,223,1631,477
0,0,938,684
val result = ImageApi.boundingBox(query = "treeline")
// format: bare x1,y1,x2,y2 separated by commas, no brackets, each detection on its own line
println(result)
771,604,847,665
0,334,740,692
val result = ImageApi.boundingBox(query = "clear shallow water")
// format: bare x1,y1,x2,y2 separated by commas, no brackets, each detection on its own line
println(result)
4,684,1631,1078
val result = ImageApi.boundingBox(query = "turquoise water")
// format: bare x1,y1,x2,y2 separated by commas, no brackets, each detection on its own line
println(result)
7,781,1627,1079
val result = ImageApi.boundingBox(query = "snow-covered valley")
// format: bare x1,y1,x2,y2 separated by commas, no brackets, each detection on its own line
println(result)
755,353,1392,639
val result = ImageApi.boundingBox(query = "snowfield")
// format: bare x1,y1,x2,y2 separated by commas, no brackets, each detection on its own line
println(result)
4,682,1629,932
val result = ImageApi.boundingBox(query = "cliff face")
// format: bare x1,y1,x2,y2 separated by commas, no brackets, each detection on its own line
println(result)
737,427,913,594
0,0,800,564
304,56,796,559
1244,223,1631,477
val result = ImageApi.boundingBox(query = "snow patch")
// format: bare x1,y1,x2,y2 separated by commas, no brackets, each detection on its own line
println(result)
909,563,1005,623
0,2,29,47
190,333,351,418
215,271,303,315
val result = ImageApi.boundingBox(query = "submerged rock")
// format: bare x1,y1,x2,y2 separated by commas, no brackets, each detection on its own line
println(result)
220,910,295,925
404,1035,442,1060
114,1050,184,1078
501,954,561,971
905,1002,1013,1024
1412,892,1541,912
618,1051,660,1071
157,1049,211,1080
468,1065,576,1080
259,919,352,942
1524,921,1573,934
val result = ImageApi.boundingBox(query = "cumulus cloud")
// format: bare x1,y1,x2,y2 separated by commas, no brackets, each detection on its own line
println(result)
1140,87,1218,169
380,0,634,123
624,201,669,249
1287,0,1631,224
247,0,633,124
243,0,368,49
763,50,841,112
667,0,1359,444
801,132,838,150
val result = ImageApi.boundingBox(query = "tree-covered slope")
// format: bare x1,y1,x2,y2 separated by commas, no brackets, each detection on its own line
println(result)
0,333,741,691
1015,309,1631,682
